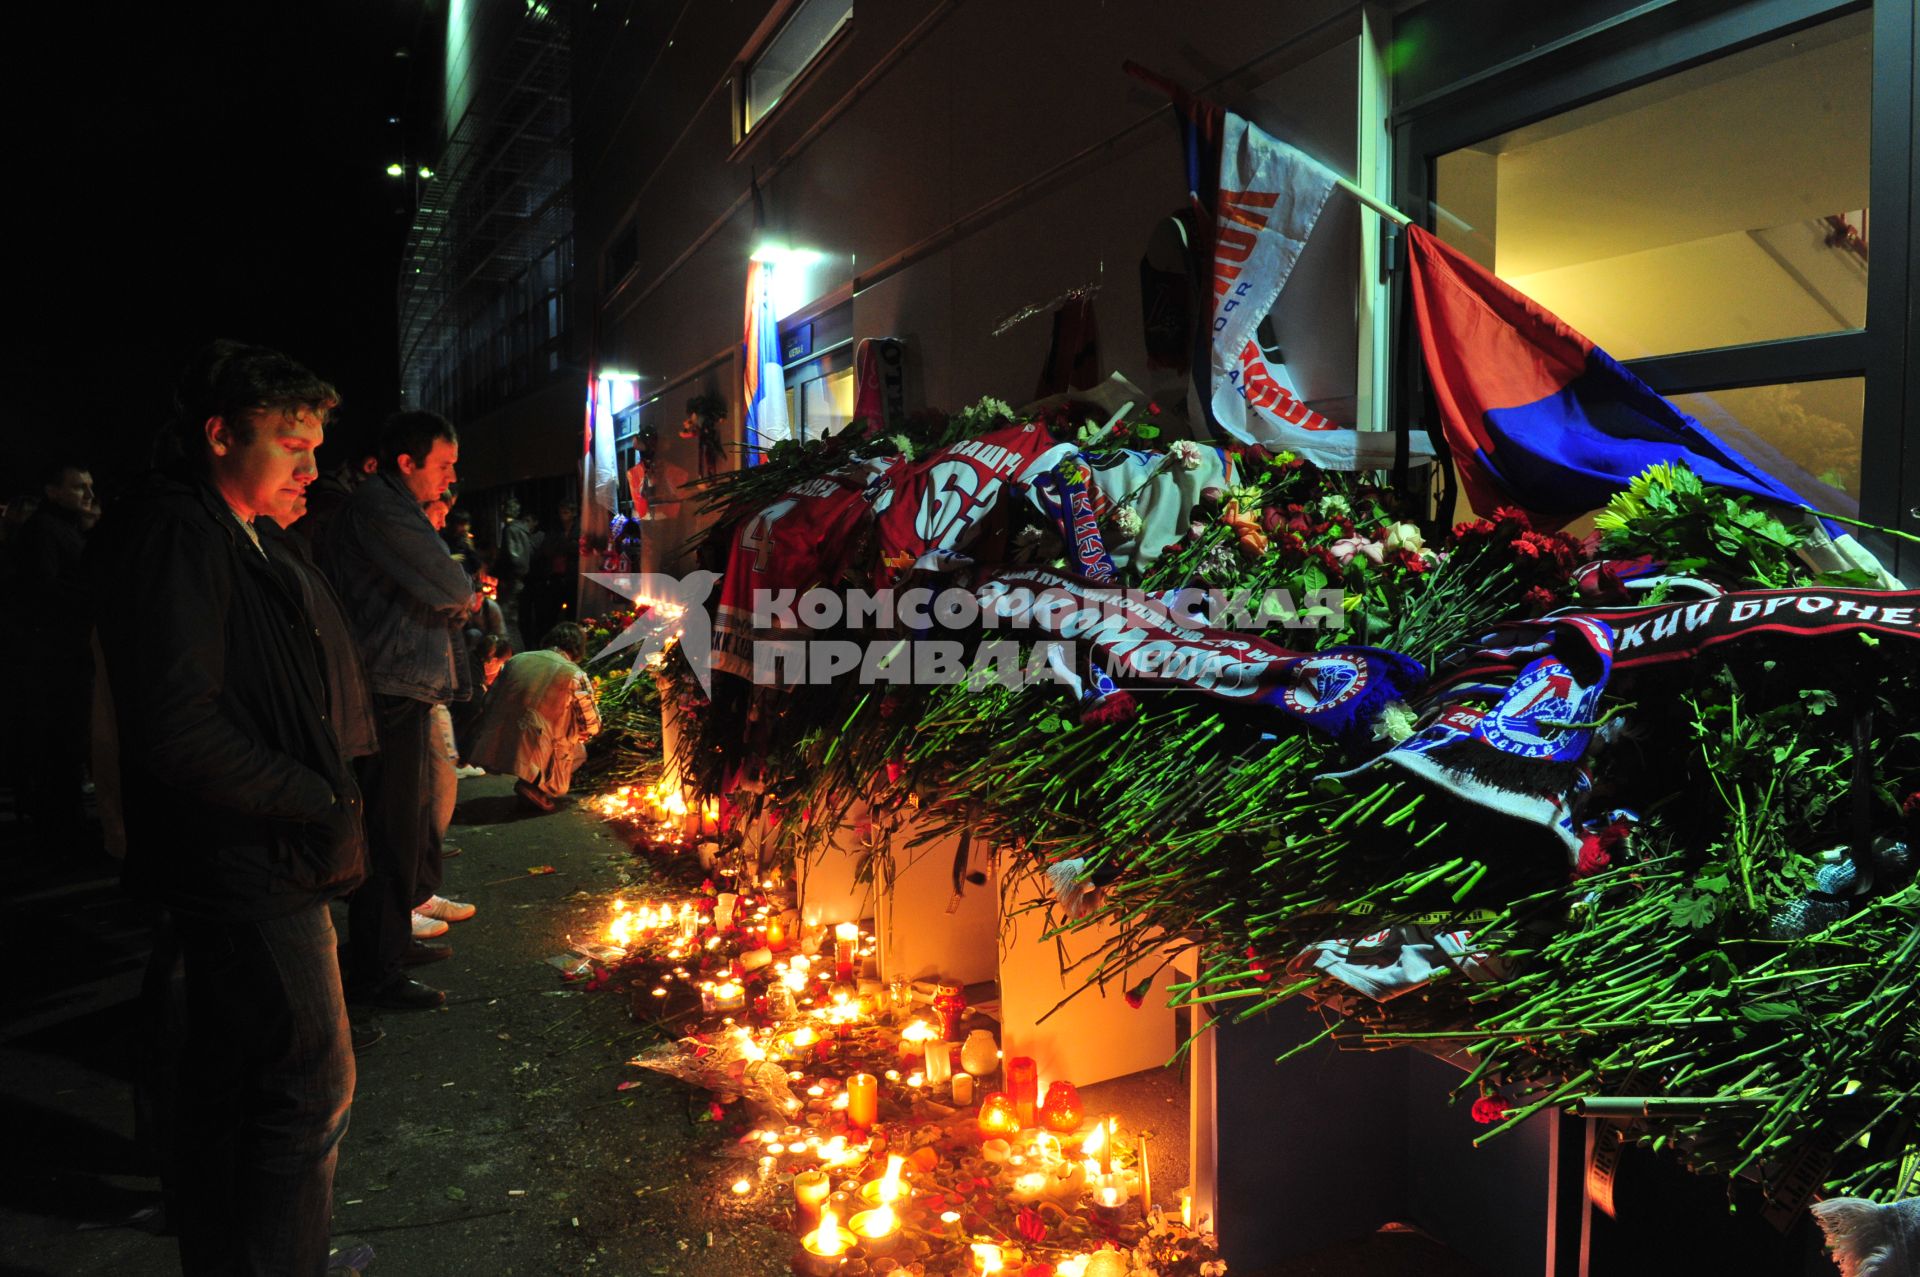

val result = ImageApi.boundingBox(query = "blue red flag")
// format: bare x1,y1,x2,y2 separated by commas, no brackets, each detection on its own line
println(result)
1404,224,1825,528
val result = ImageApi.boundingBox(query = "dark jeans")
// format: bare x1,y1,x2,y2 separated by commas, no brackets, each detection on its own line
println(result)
348,695,440,991
171,906,354,1276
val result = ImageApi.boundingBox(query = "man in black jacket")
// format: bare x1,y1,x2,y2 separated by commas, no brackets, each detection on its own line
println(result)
90,340,362,1276
8,459,97,836
320,411,473,1010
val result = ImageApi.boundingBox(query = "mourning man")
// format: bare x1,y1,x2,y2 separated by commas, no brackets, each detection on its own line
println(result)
464,622,600,813
320,411,473,1009
90,340,363,1275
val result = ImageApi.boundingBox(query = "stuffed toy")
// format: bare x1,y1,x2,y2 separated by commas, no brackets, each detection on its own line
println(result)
1811,1196,1920,1277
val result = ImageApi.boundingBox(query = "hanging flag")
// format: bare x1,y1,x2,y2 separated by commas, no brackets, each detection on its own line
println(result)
1406,224,1839,529
743,259,789,456
1124,62,1432,470
852,337,907,432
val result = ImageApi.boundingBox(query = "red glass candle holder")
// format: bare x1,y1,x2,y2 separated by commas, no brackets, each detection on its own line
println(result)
1040,1080,1084,1133
1005,1056,1038,1127
976,1091,1020,1136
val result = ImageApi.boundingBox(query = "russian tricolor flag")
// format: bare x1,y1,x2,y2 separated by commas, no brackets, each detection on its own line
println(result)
744,259,789,459
1405,224,1826,528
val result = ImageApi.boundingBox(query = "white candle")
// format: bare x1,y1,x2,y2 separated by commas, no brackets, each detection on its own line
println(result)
923,1040,952,1087
950,1071,974,1104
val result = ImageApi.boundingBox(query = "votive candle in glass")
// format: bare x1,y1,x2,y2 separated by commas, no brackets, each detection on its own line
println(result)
834,923,859,982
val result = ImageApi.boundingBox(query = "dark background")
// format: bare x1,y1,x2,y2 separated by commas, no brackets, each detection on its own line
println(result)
0,1,446,502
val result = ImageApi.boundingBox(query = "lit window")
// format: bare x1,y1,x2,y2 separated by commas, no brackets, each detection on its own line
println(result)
1434,12,1869,360
1432,10,1871,512
742,0,852,135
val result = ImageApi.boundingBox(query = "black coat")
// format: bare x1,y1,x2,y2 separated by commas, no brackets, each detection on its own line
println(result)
89,472,366,920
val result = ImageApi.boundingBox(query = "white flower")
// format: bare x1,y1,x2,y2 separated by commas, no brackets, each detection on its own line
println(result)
1167,439,1205,472
1319,493,1351,518
1371,700,1419,743
1110,506,1143,539
1382,521,1426,555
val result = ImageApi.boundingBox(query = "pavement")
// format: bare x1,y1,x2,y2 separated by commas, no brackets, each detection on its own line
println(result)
0,776,789,1276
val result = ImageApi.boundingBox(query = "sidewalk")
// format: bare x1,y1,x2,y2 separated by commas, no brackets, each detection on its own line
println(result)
0,776,790,1276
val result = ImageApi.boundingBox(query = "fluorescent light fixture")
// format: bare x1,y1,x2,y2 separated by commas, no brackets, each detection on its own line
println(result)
750,243,823,267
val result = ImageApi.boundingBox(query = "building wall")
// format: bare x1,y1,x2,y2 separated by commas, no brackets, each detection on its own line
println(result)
573,0,1373,575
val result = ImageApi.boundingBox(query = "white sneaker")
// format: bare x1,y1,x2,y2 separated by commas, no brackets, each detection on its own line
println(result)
418,894,477,923
454,764,486,778
411,911,450,938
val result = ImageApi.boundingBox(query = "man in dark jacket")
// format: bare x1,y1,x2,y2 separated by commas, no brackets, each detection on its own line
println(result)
9,459,97,835
90,340,362,1276
320,410,473,1010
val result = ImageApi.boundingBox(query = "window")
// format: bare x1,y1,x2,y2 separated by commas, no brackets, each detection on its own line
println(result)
787,357,855,442
1433,12,1869,360
1401,3,1899,524
741,0,852,136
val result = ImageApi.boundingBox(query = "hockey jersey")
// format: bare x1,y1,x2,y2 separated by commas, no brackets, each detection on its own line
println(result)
870,423,1061,588
712,457,896,680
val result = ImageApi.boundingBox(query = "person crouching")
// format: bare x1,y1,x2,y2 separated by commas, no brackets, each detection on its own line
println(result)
465,622,600,812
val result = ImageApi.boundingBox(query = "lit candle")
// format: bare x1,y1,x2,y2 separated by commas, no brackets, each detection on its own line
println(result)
793,1169,830,1229
833,923,859,982
1102,1116,1115,1175
969,1240,1005,1274
951,1072,974,1105
860,1153,907,1205
1005,1056,1038,1127
977,1091,1020,1136
849,1203,900,1252
846,1073,878,1128
765,914,787,947
800,1207,854,1274
897,1020,935,1058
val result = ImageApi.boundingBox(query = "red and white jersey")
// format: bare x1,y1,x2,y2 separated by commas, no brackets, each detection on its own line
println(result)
870,424,1058,587
712,457,896,680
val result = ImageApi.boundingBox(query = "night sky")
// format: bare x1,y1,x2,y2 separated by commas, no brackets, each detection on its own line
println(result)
2,2,444,500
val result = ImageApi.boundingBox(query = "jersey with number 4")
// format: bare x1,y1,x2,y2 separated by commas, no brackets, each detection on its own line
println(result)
712,458,896,681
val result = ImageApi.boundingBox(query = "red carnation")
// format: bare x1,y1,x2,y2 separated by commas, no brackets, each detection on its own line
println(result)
1471,1096,1510,1124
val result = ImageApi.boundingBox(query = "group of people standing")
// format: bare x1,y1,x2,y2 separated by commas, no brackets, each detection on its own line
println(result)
59,340,602,1275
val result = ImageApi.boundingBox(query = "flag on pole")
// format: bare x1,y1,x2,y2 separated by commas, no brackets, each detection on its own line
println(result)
1407,225,1831,526
1125,61,1433,470
744,260,789,457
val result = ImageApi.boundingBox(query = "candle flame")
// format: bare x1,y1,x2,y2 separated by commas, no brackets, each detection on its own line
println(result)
970,1241,1004,1274
857,1203,897,1237
1081,1122,1106,1158
879,1153,905,1202
809,1208,847,1256
900,1019,935,1043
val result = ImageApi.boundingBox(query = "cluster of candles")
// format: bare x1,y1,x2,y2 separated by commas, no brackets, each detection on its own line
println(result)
589,889,1169,1273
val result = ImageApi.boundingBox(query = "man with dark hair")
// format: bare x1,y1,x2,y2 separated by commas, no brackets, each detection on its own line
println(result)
463,621,599,814
320,410,473,1010
494,498,534,650
8,458,98,835
89,339,363,1275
